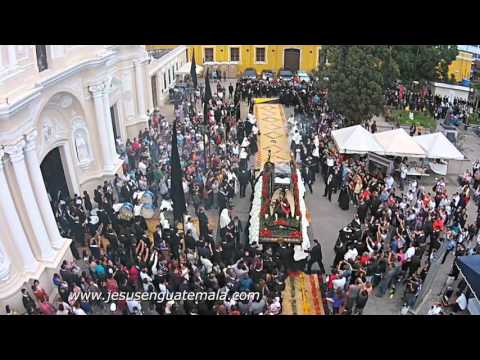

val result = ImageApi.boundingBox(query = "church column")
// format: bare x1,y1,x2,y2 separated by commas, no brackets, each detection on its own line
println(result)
24,129,65,250
134,59,148,119
7,45,17,69
101,87,119,158
89,83,114,172
4,139,56,263
0,238,11,282
0,148,40,273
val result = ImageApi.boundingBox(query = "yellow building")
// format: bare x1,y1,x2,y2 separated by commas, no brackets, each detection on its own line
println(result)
448,51,473,82
148,45,322,75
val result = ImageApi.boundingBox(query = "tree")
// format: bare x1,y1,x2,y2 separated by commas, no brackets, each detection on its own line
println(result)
374,45,400,89
316,45,459,124
317,45,386,125
391,45,458,86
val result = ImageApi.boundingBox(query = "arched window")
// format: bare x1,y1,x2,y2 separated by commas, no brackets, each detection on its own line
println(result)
36,45,48,72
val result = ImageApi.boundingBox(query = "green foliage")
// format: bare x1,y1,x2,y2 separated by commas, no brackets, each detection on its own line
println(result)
316,45,385,125
390,45,458,85
315,45,459,125
392,110,437,131
469,112,480,124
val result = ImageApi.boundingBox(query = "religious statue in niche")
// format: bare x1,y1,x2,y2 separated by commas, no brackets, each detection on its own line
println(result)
43,121,54,143
74,129,91,164
60,94,73,109
0,246,10,280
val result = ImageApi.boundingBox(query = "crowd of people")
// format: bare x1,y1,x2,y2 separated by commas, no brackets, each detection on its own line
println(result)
9,75,480,316
384,82,476,126
14,77,319,316
286,97,480,314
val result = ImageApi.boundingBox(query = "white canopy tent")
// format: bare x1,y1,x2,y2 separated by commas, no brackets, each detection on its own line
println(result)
413,132,464,160
373,128,426,158
331,125,385,155
176,62,203,75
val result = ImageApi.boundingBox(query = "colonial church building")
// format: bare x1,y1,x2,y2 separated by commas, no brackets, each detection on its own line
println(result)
0,45,187,310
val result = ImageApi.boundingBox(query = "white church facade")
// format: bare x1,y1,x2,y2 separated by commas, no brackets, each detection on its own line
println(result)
0,45,187,310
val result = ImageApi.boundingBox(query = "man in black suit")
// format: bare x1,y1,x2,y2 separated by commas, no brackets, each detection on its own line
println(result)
323,172,334,201
198,207,209,241
238,168,251,198
357,198,369,224
305,239,325,274
302,163,314,194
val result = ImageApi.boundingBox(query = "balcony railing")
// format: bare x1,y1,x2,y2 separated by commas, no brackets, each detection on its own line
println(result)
147,48,173,60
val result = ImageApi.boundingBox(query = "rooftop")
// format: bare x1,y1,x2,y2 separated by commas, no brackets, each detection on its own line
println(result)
147,48,174,60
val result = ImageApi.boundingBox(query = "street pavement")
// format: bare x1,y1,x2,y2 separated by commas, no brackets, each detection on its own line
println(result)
191,97,479,315
74,81,479,315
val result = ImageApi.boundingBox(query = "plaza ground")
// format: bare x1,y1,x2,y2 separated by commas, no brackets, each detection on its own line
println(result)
68,79,479,315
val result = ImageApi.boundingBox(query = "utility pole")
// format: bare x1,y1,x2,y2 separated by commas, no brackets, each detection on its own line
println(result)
411,239,448,314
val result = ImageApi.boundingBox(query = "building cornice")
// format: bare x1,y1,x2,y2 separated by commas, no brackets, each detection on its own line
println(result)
147,45,187,76
36,50,116,89
0,50,117,120
0,88,42,119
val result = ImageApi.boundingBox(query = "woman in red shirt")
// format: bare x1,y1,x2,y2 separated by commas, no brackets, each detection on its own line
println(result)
433,217,444,232
128,265,140,290
422,194,431,208
360,252,370,267
360,188,371,202
32,280,49,303
132,138,141,152
38,299,56,315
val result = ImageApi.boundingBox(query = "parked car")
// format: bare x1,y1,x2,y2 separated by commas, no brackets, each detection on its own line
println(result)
296,70,311,83
242,68,258,80
278,68,294,81
261,69,275,81
168,83,192,103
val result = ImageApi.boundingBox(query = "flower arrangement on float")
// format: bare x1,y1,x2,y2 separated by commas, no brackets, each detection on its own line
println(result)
249,162,310,248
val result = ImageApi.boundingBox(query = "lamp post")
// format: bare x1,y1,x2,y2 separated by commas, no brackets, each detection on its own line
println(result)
201,121,208,171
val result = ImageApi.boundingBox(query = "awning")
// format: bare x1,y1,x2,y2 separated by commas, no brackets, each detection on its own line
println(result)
373,128,426,158
176,62,203,75
456,255,480,302
254,98,280,104
413,132,464,160
331,125,385,155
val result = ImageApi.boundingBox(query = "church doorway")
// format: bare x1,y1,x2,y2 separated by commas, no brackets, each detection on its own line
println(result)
40,147,70,203
284,48,301,72
110,103,121,153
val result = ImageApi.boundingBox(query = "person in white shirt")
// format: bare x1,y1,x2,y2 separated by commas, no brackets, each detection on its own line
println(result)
405,245,416,262
72,303,87,315
56,303,70,315
241,137,250,149
409,179,417,194
138,160,147,176
232,144,239,156
182,179,189,197
140,268,153,291
400,163,407,190
453,291,467,312
427,303,444,315
344,246,358,262
332,275,347,290
287,115,295,126
266,297,282,315
127,299,142,315
219,207,231,230
385,175,394,191
292,130,302,146
200,256,213,274
326,155,335,168
185,217,198,241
